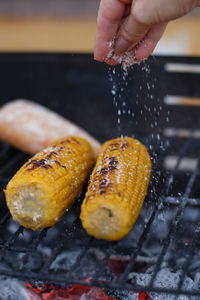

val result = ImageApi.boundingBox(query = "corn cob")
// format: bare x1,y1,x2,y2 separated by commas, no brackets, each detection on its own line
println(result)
80,137,151,241
5,136,94,230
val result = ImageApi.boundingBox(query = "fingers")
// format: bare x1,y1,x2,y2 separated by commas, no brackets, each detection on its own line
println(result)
95,0,199,65
107,22,167,65
115,15,149,54
135,23,167,60
94,0,127,62
114,0,198,56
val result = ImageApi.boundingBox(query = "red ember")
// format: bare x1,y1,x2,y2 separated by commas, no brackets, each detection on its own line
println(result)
26,283,116,300
26,282,151,300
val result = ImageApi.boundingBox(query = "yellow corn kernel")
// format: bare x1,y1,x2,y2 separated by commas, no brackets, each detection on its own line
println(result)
80,137,151,241
5,136,94,230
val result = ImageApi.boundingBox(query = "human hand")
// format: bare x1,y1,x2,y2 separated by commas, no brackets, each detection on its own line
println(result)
94,0,200,65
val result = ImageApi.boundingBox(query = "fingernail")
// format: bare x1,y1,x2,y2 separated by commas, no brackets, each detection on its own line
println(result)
115,36,132,54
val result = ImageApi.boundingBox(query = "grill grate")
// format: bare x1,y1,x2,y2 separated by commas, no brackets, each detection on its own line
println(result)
0,137,200,297
0,54,200,298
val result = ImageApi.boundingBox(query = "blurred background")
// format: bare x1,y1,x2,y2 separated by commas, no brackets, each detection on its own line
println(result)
0,0,199,55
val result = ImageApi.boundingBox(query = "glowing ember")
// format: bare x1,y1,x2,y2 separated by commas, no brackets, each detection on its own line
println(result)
26,283,116,300
139,292,151,300
26,283,150,300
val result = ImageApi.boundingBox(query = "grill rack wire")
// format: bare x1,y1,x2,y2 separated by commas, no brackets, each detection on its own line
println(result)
0,54,200,298
0,136,200,297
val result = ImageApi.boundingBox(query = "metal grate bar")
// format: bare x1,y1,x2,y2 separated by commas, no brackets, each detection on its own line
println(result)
0,226,24,260
2,226,24,248
90,242,116,283
148,159,200,288
18,228,48,269
1,268,200,297
0,245,28,253
177,222,200,291
0,211,10,225
66,236,93,275
40,217,85,272
164,196,200,206
165,138,193,195
119,205,157,283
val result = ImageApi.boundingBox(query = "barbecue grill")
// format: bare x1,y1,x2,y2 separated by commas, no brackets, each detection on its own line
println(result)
0,54,200,299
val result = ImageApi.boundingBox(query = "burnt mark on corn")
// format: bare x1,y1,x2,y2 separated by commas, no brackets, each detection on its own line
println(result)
25,159,37,167
109,165,117,171
108,156,118,171
52,145,64,151
96,156,119,195
60,137,81,145
25,141,74,172
109,156,116,160
55,159,66,169
71,137,81,145
100,167,108,175
100,190,106,195
26,159,53,171
41,165,52,170
60,139,71,144
109,142,120,151
46,151,58,160
121,142,129,150
54,160,61,166
99,178,110,189
25,151,68,171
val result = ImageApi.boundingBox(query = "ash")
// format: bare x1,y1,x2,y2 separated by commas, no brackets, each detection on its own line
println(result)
129,268,198,300
0,276,40,300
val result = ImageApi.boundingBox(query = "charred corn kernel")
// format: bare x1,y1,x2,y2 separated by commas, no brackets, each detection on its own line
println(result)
80,137,151,241
5,137,94,230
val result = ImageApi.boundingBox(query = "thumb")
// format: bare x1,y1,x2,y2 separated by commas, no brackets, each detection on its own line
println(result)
115,12,149,54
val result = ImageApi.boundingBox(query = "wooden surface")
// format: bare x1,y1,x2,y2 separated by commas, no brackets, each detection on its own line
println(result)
0,15,199,55
0,17,96,52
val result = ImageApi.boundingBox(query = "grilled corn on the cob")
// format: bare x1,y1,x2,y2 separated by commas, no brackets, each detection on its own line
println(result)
5,136,94,230
80,137,151,241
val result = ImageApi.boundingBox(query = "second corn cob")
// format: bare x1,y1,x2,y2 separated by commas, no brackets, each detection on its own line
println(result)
5,136,94,230
80,137,151,241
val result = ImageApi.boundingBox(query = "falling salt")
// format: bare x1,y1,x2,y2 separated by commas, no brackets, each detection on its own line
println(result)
108,63,134,136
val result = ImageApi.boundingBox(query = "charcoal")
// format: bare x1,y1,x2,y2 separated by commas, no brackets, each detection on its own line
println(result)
17,252,43,272
50,248,82,272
